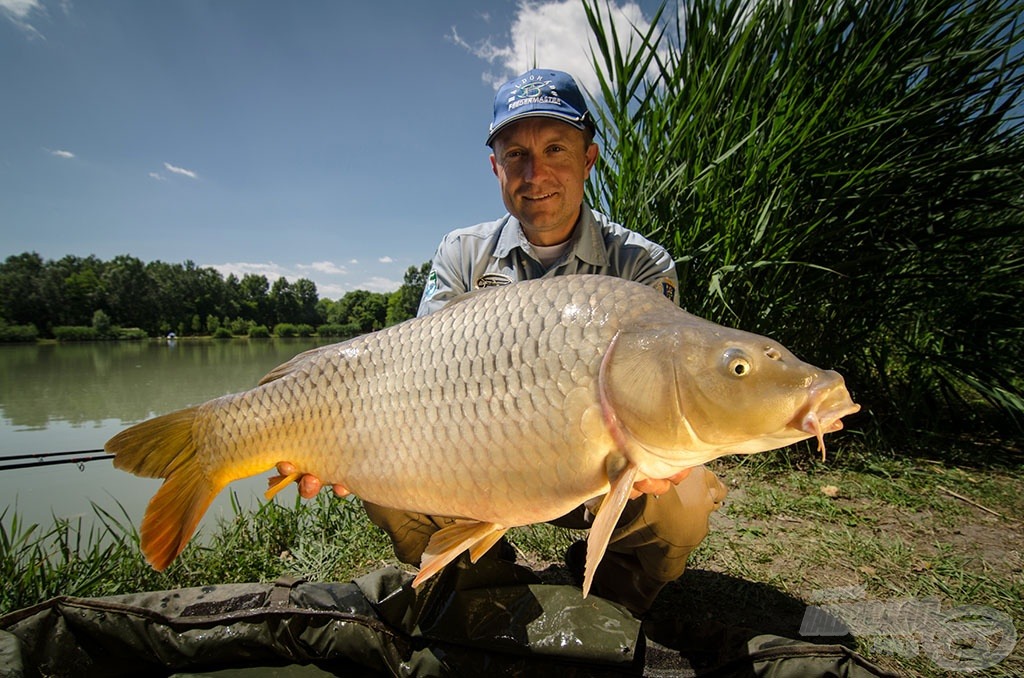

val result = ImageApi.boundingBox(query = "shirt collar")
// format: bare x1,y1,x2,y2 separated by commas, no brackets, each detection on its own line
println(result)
494,206,608,266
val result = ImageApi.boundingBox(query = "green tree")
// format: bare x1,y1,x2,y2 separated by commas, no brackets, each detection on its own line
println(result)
269,277,299,327
146,261,190,336
332,289,389,333
385,262,430,325
102,255,158,332
239,274,272,327
292,278,320,326
91,309,111,336
48,255,104,327
0,252,47,329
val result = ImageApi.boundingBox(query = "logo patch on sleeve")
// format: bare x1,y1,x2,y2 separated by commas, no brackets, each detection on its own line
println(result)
423,269,438,300
660,278,677,302
475,273,514,289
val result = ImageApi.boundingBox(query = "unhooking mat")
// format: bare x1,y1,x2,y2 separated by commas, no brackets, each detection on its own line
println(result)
0,559,894,677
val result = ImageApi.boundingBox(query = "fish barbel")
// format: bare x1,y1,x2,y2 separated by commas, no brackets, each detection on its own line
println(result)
106,275,859,596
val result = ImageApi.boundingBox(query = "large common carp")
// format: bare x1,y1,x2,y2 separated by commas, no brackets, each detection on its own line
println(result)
106,275,859,596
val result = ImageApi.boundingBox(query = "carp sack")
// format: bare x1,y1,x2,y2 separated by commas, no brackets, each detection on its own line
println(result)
106,275,860,597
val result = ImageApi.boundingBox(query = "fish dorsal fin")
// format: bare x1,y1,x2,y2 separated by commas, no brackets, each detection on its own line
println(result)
258,344,337,385
583,460,638,598
413,521,508,588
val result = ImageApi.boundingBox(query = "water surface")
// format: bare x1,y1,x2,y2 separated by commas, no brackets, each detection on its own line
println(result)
0,338,334,533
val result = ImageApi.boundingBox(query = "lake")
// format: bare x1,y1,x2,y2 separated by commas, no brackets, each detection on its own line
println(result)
0,338,335,534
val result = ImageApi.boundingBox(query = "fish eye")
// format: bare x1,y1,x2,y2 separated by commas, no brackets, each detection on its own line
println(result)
723,349,752,378
729,358,751,376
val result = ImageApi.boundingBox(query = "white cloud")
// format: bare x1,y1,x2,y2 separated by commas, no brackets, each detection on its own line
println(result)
1,0,46,38
450,0,655,94
205,261,403,300
208,261,291,282
378,256,395,264
148,172,166,180
299,261,349,275
50,149,74,159
163,162,198,179
360,276,403,293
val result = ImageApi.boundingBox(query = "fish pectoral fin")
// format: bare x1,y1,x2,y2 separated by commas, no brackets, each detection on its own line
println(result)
584,462,639,598
413,520,505,588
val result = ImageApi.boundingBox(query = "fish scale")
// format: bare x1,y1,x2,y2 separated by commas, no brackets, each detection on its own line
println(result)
106,274,859,596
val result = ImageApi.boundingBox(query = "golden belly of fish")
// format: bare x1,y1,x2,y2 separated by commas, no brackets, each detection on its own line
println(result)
106,274,860,596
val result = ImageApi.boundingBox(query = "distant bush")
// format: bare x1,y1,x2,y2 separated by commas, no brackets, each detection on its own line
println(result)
53,326,100,342
115,327,148,340
248,325,270,338
295,324,315,337
212,327,233,339
0,321,38,342
229,318,254,336
317,323,361,339
274,323,298,338
91,310,111,336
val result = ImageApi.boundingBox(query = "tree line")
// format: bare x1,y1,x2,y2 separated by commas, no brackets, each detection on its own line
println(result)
0,252,430,341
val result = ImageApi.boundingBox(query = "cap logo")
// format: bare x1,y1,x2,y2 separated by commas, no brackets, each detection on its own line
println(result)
507,76,562,112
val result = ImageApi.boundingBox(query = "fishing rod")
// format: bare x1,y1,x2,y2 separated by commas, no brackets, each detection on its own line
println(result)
0,449,111,472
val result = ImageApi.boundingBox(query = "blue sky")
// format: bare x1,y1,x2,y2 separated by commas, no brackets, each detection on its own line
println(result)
1,0,661,298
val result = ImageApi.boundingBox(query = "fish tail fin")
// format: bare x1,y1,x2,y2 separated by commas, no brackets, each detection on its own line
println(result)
105,407,225,571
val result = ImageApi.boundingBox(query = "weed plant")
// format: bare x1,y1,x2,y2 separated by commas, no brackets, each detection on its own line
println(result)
0,493,392,616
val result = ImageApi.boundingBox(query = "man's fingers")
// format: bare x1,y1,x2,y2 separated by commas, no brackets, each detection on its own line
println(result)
632,468,695,498
298,474,323,499
668,468,692,484
271,463,349,500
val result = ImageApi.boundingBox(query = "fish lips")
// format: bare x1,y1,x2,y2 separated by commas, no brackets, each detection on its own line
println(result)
793,372,861,455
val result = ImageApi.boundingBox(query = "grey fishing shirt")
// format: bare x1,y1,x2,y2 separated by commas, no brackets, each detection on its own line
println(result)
418,206,679,316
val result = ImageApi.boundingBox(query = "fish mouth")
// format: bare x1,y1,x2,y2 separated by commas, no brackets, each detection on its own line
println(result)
794,372,861,459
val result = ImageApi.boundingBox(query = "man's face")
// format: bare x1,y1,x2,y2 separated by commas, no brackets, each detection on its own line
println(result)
490,118,598,246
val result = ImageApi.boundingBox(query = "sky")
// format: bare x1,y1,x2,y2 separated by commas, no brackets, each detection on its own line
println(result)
1,0,663,298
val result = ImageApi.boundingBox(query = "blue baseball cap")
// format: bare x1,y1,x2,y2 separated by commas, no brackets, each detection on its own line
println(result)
486,68,594,146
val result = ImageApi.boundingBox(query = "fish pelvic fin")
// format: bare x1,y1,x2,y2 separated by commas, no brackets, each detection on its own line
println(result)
584,461,639,598
413,521,507,588
105,407,225,571
265,471,302,500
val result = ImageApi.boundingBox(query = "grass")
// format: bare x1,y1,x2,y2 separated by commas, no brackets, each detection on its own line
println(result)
2,448,1020,677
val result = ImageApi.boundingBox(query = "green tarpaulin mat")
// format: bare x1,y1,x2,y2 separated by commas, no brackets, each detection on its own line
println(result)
0,559,894,677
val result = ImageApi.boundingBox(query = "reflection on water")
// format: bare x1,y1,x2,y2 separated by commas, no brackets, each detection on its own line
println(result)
0,338,335,532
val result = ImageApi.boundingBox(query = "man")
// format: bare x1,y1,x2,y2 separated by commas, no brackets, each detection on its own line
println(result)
280,68,726,615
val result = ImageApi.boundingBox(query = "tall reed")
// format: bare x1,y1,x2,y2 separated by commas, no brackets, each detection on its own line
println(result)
583,0,1024,449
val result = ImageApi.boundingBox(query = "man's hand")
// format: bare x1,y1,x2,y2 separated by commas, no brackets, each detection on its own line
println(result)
629,468,692,500
269,463,689,502
270,462,350,499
